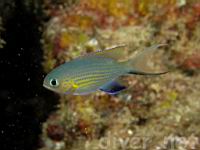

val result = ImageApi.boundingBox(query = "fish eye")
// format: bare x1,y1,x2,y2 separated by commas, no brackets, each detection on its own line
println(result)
50,78,59,87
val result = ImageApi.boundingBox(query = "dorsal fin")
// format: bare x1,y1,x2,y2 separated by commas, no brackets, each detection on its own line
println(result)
77,44,127,61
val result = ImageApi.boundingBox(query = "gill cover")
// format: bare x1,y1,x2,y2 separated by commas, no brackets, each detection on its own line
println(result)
62,80,79,94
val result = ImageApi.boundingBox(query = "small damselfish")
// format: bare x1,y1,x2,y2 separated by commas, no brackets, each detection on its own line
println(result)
43,44,168,95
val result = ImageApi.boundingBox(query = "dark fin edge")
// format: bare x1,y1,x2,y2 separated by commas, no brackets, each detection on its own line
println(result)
129,71,169,76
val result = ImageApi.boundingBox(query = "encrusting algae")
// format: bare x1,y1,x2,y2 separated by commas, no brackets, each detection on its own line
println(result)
39,0,200,150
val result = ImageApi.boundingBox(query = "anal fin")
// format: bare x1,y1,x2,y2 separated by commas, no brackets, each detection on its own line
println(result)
100,80,126,94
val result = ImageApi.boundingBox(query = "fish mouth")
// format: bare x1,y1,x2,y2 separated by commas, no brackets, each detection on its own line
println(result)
43,82,62,94
43,82,52,91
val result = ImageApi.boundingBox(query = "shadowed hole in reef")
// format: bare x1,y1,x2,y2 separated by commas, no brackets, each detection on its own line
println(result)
0,1,58,150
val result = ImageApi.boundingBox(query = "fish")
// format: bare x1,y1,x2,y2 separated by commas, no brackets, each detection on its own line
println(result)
43,44,168,95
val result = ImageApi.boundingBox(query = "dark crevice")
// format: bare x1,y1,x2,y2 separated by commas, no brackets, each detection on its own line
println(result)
0,1,58,150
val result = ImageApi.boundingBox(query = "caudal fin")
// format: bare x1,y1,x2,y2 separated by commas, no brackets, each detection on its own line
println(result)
125,44,168,75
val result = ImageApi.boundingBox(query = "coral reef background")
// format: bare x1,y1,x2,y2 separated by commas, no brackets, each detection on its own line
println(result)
40,0,200,150
1,0,200,150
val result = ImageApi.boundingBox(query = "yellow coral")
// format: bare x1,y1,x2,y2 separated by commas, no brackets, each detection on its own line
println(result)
160,91,178,109
59,31,75,49
59,30,89,49
67,15,94,31
85,0,133,17
138,0,177,15
108,0,133,17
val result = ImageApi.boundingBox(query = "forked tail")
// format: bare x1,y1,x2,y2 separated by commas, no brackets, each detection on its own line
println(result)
125,44,169,75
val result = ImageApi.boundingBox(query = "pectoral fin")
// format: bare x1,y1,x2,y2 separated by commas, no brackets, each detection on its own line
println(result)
100,80,126,94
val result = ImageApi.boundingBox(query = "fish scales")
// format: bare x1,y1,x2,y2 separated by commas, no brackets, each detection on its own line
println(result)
70,60,124,90
61,58,114,77
76,71,119,85
73,66,123,82
69,59,124,81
